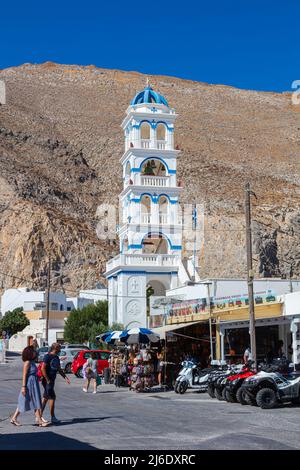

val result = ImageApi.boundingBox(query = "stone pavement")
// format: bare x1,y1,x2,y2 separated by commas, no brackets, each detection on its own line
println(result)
0,353,300,450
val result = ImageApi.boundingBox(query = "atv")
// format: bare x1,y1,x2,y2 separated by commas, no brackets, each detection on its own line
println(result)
212,365,245,401
241,372,300,409
224,368,256,403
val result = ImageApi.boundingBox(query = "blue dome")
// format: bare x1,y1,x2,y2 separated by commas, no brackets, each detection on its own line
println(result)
131,86,169,107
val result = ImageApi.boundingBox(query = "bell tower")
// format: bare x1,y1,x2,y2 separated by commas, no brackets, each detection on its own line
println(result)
105,83,183,328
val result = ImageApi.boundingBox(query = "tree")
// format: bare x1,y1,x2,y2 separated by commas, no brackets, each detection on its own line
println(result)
64,301,109,344
0,308,29,336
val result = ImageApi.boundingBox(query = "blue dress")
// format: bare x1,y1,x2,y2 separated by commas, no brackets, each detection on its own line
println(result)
18,361,42,413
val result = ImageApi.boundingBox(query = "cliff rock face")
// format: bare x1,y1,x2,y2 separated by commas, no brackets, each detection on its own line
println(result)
0,62,299,296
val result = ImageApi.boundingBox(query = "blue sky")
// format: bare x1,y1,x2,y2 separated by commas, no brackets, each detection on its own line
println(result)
1,0,299,92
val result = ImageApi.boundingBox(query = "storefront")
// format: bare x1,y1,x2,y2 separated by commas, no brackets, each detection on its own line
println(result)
218,316,293,363
153,321,214,368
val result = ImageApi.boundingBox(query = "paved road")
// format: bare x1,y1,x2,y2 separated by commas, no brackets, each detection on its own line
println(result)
0,353,299,450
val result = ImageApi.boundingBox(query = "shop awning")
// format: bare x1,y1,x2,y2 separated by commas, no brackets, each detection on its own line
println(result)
152,321,204,339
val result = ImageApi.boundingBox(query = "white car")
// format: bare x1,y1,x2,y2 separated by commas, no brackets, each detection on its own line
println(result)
59,349,83,373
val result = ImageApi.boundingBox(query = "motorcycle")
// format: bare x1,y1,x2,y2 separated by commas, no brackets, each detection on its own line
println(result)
174,360,225,395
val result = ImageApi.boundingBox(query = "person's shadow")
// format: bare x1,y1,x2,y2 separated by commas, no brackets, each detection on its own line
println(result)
0,431,99,450
52,415,123,426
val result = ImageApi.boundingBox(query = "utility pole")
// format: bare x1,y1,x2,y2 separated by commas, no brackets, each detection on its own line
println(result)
45,256,51,345
205,281,214,361
245,182,257,370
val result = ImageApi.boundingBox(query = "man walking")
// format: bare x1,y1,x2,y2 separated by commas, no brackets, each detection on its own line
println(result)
41,342,70,424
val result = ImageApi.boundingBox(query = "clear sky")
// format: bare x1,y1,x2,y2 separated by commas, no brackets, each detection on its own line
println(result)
1,0,299,92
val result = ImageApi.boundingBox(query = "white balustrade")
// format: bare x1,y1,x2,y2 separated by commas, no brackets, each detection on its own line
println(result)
107,253,180,270
141,139,150,148
157,140,166,150
159,214,169,224
141,176,168,187
141,213,151,224
139,140,168,150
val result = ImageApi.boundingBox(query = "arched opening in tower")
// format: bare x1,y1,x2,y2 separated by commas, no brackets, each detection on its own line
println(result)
142,233,169,254
141,159,167,177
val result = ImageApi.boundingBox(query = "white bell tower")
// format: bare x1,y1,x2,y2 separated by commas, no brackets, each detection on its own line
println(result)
105,83,183,328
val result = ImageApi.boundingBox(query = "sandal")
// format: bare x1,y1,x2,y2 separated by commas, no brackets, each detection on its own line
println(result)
35,416,48,425
38,420,50,427
10,418,22,426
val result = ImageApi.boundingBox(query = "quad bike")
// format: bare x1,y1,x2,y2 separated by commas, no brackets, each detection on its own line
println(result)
224,368,256,403
212,365,245,401
241,371,300,409
205,361,229,398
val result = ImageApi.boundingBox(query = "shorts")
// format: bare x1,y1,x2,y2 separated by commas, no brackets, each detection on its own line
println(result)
42,380,56,400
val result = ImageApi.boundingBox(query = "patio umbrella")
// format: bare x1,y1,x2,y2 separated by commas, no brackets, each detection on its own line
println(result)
119,327,160,345
96,331,123,345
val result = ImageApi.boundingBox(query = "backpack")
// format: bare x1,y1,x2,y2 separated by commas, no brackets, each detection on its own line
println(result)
37,362,44,381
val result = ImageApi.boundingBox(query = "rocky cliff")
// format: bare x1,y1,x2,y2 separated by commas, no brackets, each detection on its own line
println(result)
0,62,299,296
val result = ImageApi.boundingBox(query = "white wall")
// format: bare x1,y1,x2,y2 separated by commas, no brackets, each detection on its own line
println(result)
1,288,68,316
167,278,300,302
66,297,94,310
79,289,108,303
284,291,300,316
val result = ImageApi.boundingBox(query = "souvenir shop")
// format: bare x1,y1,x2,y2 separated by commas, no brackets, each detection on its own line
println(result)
106,344,161,391
156,321,214,369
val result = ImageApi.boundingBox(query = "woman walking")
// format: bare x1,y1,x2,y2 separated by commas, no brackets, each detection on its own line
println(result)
83,352,98,394
10,346,49,427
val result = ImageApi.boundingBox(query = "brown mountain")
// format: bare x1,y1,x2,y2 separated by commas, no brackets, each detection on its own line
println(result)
0,62,300,297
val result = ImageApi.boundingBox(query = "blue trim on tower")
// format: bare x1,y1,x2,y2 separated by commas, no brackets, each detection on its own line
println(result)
131,193,178,204
132,120,173,131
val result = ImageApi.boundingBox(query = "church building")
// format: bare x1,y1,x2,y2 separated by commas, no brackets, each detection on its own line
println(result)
105,83,188,328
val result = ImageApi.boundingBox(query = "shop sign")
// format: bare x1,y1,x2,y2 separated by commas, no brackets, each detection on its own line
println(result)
168,290,277,318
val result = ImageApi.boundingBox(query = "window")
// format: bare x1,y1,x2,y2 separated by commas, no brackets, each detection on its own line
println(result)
99,352,110,360
157,123,166,140
140,122,150,140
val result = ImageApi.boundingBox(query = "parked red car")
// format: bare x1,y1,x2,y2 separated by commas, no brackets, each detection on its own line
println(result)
71,350,110,378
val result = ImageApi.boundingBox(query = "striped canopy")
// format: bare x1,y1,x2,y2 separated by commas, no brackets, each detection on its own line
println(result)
119,327,160,345
96,331,123,344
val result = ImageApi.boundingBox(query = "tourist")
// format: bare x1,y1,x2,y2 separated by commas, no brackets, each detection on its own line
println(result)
41,343,70,424
83,352,98,394
157,346,165,387
10,346,50,427
243,346,252,364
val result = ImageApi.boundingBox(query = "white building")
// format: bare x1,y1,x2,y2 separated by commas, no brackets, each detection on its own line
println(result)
166,278,300,302
105,84,191,328
0,287,108,317
284,291,300,365
1,288,68,317
1,286,108,351
79,288,108,303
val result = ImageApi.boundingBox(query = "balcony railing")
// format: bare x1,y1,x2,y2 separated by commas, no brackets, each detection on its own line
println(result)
159,214,169,224
141,213,151,224
141,139,150,148
139,139,167,150
157,140,166,150
107,253,181,271
141,175,169,187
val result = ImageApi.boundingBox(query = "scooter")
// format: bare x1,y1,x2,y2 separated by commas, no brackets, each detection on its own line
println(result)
174,360,225,394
